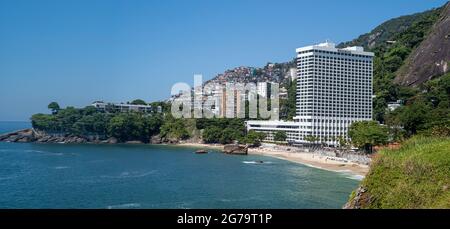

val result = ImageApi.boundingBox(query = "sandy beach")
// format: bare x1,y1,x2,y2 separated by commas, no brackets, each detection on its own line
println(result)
248,148,369,177
178,142,370,177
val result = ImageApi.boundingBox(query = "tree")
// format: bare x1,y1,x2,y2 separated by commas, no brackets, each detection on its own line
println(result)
243,130,266,146
348,121,389,153
146,114,163,136
202,126,222,143
130,99,147,105
398,101,429,136
304,135,318,145
31,113,59,132
337,136,349,151
160,114,190,140
273,131,287,142
107,113,148,142
220,128,240,144
304,135,319,151
48,102,60,114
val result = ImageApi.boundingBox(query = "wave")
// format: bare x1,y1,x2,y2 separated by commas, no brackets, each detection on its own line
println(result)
25,150,64,156
54,166,70,170
106,203,141,209
24,150,45,153
0,175,18,181
101,170,157,179
346,174,365,181
243,161,273,165
335,169,365,180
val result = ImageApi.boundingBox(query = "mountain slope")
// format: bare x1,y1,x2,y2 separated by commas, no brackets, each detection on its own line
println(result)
337,8,441,49
395,2,450,86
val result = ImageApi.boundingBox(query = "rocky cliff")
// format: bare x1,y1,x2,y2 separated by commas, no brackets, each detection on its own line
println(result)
395,2,450,86
0,129,118,144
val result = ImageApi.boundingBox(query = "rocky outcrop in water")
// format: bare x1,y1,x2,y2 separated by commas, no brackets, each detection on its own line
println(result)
0,129,36,142
0,129,116,144
0,129,193,146
223,144,248,155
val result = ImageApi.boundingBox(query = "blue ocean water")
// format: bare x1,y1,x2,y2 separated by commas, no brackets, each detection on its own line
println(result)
0,121,31,134
0,121,358,209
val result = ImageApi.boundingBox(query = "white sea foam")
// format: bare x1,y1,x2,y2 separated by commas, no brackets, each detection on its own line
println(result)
24,150,45,153
0,175,18,181
334,169,365,180
107,203,141,209
242,161,273,164
25,150,64,156
346,174,365,181
54,166,70,170
101,170,157,179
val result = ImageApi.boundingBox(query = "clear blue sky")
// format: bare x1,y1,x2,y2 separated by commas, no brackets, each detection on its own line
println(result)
0,0,448,121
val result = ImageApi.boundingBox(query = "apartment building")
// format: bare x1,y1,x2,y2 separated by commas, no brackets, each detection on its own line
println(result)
91,101,152,113
247,42,374,146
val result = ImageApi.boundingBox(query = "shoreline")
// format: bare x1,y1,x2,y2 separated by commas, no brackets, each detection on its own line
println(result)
1,129,369,177
177,142,369,177
248,148,369,177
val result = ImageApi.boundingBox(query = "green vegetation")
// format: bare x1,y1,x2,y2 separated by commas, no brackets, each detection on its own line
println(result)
304,135,319,145
338,7,442,50
197,118,246,144
353,136,450,208
31,103,253,145
242,130,266,146
273,131,287,142
47,102,60,114
347,4,449,150
107,113,162,142
348,121,389,153
384,73,450,137
368,7,443,123
280,79,297,120
130,99,148,105
32,104,164,143
159,114,190,140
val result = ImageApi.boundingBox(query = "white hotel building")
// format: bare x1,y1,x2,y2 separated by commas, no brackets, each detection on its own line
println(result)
247,42,374,145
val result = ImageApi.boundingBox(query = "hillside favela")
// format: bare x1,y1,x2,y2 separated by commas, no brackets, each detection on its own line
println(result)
0,0,449,226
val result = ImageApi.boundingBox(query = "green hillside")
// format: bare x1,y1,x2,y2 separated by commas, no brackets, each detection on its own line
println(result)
368,4,446,125
346,136,450,209
337,7,442,49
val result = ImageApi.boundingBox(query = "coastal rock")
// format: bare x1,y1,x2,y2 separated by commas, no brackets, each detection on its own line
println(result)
150,135,162,144
106,137,118,144
125,140,143,144
163,138,179,144
6,135,20,142
223,144,248,155
0,133,10,141
37,135,51,143
17,135,34,142
195,149,208,154
343,186,371,209
0,129,35,142
0,129,118,145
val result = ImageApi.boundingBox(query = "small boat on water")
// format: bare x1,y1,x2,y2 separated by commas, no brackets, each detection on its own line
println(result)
195,149,208,154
